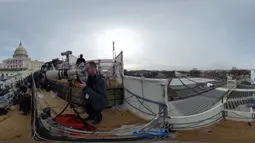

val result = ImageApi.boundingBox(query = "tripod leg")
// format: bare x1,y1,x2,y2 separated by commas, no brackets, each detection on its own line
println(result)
68,80,73,108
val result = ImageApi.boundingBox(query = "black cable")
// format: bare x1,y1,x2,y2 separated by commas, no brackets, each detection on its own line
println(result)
172,76,226,101
169,83,238,130
124,88,158,115
54,102,70,119
137,79,154,114
124,88,170,123
133,96,156,115
124,98,166,117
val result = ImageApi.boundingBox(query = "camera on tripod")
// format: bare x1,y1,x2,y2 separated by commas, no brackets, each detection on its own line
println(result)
45,50,87,83
61,50,72,57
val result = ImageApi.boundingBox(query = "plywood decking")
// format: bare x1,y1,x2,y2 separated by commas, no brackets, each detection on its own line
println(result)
0,106,33,142
176,120,255,143
36,90,146,131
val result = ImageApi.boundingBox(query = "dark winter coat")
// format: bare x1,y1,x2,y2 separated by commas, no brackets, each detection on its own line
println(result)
83,73,108,110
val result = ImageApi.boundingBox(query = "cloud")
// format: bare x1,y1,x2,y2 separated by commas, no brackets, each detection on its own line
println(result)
0,0,255,70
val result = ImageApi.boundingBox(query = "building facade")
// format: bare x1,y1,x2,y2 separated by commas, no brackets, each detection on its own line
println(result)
2,42,44,70
0,42,44,88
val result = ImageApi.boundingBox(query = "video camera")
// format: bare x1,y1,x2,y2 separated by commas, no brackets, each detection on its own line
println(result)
61,50,72,57
45,63,87,83
42,50,87,85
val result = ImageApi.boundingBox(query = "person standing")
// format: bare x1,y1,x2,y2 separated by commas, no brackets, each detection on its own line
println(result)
76,54,86,82
76,54,86,67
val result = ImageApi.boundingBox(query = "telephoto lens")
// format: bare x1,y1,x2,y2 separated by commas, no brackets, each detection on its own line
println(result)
45,63,87,82
77,63,87,83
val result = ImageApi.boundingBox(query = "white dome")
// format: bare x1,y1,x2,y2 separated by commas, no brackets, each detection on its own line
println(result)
13,42,28,58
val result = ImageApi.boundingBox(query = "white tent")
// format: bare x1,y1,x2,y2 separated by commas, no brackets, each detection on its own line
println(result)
69,55,78,64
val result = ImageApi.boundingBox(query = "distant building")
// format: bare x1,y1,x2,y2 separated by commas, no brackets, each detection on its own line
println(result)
155,72,166,78
232,67,237,70
0,42,44,87
1,42,44,71
175,71,188,77
0,63,3,68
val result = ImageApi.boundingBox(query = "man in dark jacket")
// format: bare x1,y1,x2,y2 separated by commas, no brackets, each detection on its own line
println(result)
76,54,86,82
76,54,86,67
78,61,107,124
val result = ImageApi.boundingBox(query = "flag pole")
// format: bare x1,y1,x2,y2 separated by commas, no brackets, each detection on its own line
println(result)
113,41,115,60
112,41,116,78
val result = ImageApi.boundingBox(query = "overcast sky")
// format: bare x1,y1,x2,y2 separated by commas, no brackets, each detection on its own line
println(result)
0,0,255,70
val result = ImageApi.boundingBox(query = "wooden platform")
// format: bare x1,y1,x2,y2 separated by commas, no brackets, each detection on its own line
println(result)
48,79,123,107
0,106,33,142
36,90,147,131
176,120,255,143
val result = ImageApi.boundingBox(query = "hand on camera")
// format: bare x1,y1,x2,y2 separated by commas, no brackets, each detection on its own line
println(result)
72,81,86,88
78,82,86,88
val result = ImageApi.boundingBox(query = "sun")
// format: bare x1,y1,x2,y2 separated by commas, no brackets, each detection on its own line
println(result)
95,28,144,59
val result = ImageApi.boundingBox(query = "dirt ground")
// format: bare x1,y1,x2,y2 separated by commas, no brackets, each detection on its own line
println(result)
175,120,255,143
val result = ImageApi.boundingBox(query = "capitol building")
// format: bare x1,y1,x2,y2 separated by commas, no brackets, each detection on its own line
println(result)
0,42,44,88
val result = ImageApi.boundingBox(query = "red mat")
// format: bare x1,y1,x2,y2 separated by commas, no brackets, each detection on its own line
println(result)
55,114,96,131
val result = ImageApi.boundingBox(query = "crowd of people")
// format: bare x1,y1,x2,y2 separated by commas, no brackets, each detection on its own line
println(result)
0,87,10,96
15,78,32,115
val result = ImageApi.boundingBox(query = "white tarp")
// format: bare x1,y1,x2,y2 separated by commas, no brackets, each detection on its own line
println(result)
123,76,166,120
69,55,78,64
